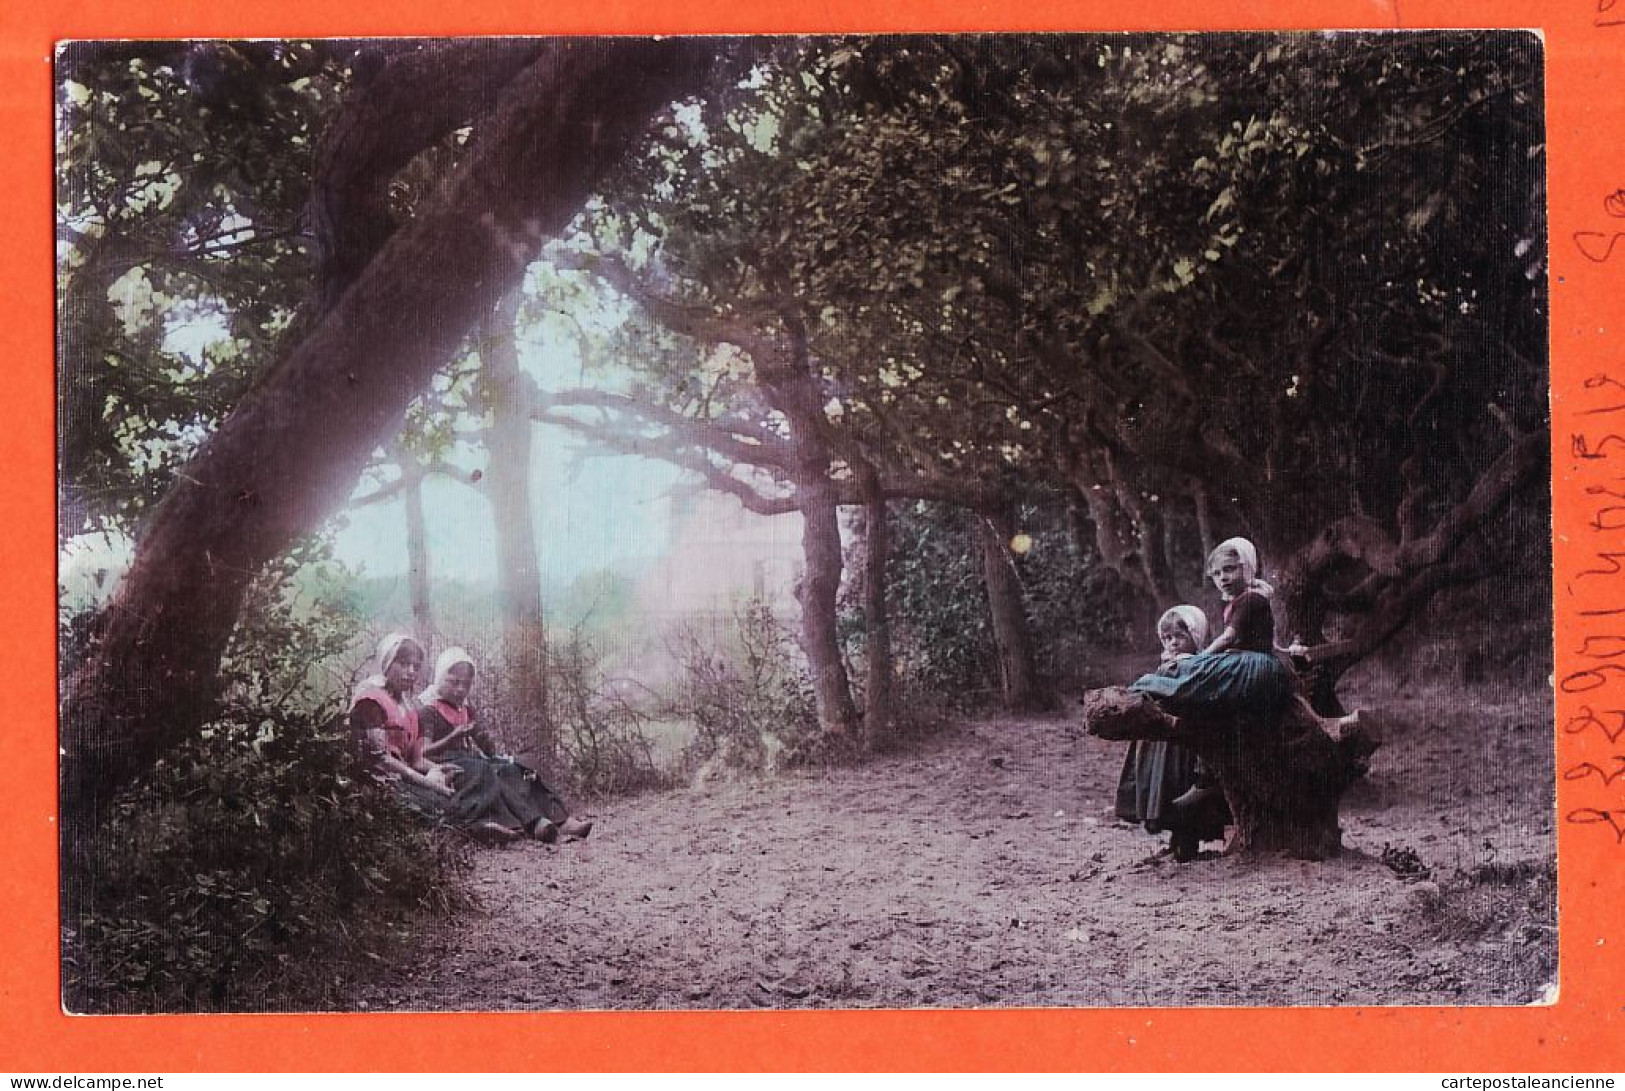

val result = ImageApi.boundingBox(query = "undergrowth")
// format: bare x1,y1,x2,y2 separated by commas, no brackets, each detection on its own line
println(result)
666,597,823,778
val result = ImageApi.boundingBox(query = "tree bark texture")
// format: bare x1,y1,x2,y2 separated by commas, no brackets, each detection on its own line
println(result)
479,291,553,758
62,39,713,826
1273,429,1545,707
306,41,546,312
1080,686,1381,859
754,323,860,738
859,483,894,743
795,476,860,738
401,463,434,638
975,506,1048,712
1068,463,1158,628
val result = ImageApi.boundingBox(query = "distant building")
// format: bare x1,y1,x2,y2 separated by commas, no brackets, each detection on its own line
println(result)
635,490,804,627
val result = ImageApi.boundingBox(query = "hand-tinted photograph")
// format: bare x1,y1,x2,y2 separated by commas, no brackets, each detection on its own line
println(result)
56,32,1553,1012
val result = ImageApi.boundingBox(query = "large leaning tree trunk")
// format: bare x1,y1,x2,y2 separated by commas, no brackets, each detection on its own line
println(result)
477,291,554,759
1081,687,1381,859
62,39,715,831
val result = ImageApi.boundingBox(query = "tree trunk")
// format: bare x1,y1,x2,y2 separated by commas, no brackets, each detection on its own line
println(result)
1127,496,1180,611
1272,428,1544,715
479,291,554,759
1274,566,1349,717
859,483,894,743
1070,465,1157,627
1080,686,1380,859
753,319,860,739
1192,479,1217,564
306,41,547,312
975,505,1048,712
401,463,434,638
796,475,860,738
61,40,712,827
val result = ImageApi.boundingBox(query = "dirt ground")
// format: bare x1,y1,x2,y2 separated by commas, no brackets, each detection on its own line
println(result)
346,682,1556,1010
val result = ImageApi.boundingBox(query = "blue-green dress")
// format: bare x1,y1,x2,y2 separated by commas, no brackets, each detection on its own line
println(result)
1128,591,1293,718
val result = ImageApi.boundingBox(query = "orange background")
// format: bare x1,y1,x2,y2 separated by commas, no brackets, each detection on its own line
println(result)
4,0,1620,1073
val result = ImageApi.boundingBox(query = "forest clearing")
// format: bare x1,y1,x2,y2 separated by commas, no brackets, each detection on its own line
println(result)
55,34,1553,1014
347,677,1555,1011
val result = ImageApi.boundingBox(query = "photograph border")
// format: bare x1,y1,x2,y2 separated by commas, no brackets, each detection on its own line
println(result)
7,0,1621,1072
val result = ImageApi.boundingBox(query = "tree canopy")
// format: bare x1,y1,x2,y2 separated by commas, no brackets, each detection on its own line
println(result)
57,32,1549,813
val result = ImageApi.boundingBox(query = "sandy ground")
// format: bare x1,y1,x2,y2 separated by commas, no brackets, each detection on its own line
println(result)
345,684,1556,1010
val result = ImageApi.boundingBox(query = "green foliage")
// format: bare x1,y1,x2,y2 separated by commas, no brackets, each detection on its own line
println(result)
879,499,1134,706
56,43,351,536
586,32,1546,678
218,536,364,714
67,703,469,1013
881,504,997,708
667,597,822,775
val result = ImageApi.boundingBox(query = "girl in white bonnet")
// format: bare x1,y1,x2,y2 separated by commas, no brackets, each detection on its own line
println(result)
1115,604,1228,861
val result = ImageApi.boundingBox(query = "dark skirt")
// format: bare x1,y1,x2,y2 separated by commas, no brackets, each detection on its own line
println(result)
1114,740,1198,831
1128,649,1294,719
1114,741,1229,845
443,755,570,833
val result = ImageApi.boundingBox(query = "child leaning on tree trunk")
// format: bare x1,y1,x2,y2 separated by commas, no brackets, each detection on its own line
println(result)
1113,605,1229,862
1123,539,1370,858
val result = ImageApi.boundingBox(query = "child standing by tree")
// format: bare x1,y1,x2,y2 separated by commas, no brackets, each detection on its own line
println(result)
1129,538,1296,719
1115,605,1228,861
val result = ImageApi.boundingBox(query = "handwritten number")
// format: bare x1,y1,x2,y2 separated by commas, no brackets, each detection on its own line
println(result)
1570,307,1625,847
1577,634,1625,659
1565,706,1625,744
1562,664,1625,692
1573,433,1625,460
1575,231,1625,261
1591,505,1625,531
1566,809,1625,842
1564,758,1625,786
1579,552,1625,579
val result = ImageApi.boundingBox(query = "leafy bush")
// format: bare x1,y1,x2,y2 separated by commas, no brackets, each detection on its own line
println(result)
879,503,997,710
65,709,469,1012
874,498,1135,708
547,627,673,798
666,597,822,776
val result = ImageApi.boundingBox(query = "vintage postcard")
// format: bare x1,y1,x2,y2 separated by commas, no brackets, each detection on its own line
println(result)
9,0,1625,1074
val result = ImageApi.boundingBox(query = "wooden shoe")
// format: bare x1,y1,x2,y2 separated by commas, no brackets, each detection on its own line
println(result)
558,817,594,841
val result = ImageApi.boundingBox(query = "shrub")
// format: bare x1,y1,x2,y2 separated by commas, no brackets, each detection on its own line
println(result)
870,498,1135,708
547,627,673,798
666,596,822,776
64,708,469,1012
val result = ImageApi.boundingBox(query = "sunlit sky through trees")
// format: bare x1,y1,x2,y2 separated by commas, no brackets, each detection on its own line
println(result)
61,298,717,607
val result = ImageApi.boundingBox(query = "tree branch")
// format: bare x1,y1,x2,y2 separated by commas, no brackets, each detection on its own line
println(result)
534,386,792,468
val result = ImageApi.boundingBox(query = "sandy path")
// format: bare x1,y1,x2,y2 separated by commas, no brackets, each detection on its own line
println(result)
349,688,1556,1010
